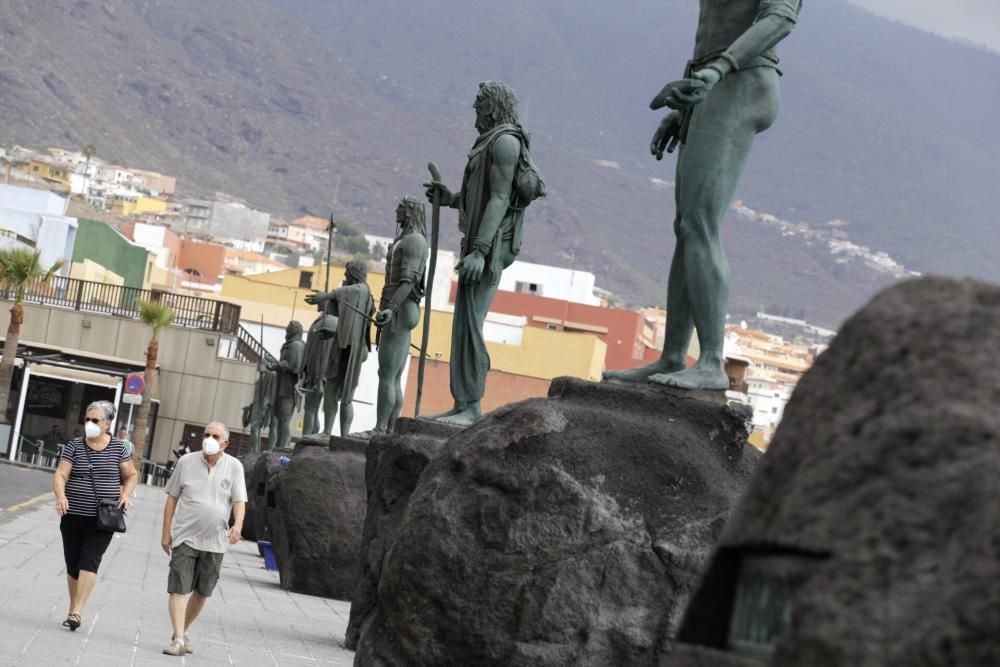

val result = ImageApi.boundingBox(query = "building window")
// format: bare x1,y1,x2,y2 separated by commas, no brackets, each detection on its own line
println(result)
546,323,559,331
298,271,313,289
771,406,778,414
515,281,541,295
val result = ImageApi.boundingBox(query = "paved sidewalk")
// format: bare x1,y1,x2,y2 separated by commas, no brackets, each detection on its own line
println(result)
0,485,355,666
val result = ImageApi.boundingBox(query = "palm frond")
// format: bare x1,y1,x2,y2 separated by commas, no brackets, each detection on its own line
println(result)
0,248,63,301
137,299,175,335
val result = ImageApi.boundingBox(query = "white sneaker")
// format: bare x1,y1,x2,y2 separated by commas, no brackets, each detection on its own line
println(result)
163,638,185,656
184,634,193,654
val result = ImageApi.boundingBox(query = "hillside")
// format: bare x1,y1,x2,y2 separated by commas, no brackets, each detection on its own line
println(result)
3,0,999,327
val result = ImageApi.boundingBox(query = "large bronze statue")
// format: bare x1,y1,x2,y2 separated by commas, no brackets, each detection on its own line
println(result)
371,198,428,433
266,320,304,449
424,81,545,425
305,260,374,437
606,0,802,391
299,305,338,435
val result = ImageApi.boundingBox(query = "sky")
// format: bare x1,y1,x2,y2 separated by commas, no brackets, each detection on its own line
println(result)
849,0,1000,52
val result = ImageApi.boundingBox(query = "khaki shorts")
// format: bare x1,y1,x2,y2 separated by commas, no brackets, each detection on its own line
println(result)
167,543,224,597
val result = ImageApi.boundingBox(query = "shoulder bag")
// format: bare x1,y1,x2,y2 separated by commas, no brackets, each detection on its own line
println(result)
83,443,127,533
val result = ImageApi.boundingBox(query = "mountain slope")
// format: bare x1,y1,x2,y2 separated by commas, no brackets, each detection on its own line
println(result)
2,0,998,328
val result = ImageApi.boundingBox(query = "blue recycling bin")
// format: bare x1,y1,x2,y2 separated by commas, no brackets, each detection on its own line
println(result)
258,540,279,571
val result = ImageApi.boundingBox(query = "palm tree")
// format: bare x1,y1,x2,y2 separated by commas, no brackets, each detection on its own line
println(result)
0,249,65,424
81,143,97,196
130,299,174,474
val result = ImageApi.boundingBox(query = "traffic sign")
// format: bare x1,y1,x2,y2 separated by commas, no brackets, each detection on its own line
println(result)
122,393,142,405
125,373,145,395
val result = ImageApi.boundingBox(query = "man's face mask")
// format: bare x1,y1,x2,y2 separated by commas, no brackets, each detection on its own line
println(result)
202,434,222,456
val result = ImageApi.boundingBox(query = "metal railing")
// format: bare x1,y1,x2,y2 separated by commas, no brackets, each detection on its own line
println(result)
138,459,172,487
4,275,242,334
233,324,276,365
14,437,61,469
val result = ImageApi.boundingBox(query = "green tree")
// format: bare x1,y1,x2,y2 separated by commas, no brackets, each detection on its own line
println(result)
0,249,65,424
81,143,97,194
130,299,174,471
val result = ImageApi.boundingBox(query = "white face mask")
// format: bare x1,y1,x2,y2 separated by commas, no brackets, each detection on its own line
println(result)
84,422,102,439
202,437,221,456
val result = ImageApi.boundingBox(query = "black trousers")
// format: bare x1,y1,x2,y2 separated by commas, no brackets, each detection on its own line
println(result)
60,514,114,579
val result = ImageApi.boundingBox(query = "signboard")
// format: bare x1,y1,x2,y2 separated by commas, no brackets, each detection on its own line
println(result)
122,393,142,405
125,373,145,395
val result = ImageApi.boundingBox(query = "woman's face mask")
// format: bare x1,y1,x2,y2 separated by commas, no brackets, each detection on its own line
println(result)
84,421,103,439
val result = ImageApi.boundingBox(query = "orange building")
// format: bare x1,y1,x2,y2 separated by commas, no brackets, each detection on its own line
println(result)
455,285,661,371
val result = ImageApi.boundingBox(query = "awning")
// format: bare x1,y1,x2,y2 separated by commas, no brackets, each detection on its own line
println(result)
29,363,121,388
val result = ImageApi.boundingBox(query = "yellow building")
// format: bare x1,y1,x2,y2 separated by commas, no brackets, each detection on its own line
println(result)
69,259,126,287
222,265,605,382
26,159,72,189
109,196,168,218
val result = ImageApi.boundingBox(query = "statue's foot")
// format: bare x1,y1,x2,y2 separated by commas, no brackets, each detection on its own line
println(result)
344,430,378,440
432,407,482,426
603,359,685,383
648,366,729,391
425,406,463,420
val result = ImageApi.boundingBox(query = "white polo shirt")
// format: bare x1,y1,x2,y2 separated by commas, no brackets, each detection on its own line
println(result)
164,452,248,554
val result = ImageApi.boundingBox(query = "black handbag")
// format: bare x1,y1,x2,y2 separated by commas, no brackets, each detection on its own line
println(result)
84,445,127,533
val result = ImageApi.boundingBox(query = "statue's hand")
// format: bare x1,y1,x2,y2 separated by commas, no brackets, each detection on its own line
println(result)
423,181,454,207
457,252,486,285
650,79,708,111
304,291,320,305
375,309,394,327
651,111,683,160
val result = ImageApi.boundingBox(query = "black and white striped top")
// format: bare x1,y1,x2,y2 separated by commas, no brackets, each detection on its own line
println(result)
61,437,130,517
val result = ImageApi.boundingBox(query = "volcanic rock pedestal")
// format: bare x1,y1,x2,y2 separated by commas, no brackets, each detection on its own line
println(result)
245,451,289,543
345,418,459,650
270,444,367,599
666,277,1000,666
353,378,760,666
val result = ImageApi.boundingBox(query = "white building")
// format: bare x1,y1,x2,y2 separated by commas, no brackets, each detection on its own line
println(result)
0,184,76,273
746,377,795,430
497,260,600,305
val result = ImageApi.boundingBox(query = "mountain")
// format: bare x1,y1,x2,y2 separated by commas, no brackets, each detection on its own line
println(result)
2,0,999,328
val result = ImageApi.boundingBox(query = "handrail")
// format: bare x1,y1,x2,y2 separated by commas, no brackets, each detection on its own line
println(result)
1,275,242,334
234,324,276,365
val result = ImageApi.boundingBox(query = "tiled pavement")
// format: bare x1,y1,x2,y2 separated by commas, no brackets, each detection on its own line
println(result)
0,485,355,666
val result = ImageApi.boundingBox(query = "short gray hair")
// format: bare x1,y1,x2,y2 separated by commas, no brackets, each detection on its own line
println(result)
86,400,116,422
205,421,229,442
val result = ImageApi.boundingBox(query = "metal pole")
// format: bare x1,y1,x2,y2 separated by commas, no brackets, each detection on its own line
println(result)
126,403,134,433
325,214,335,292
415,162,442,418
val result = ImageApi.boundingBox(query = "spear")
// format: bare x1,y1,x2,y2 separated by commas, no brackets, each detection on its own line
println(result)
415,162,442,418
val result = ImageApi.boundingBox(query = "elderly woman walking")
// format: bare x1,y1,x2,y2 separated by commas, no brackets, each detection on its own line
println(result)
52,400,137,630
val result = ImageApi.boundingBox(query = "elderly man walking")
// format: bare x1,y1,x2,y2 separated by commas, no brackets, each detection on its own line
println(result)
160,421,247,656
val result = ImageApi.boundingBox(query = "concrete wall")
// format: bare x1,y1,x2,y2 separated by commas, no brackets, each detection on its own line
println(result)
0,303,258,463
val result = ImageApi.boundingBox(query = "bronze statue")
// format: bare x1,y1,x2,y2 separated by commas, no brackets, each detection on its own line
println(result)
606,0,802,391
299,305,338,435
267,320,304,449
241,360,276,453
424,81,545,425
371,198,428,433
305,260,375,437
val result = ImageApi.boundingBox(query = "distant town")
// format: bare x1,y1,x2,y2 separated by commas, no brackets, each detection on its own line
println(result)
1,142,834,456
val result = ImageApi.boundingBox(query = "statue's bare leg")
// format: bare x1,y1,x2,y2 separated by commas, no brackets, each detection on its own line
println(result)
650,68,780,391
322,377,341,436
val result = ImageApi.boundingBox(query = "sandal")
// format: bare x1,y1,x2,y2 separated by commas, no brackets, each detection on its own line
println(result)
62,613,81,631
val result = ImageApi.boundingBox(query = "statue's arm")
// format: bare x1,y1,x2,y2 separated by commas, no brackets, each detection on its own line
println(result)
470,134,519,256
713,2,801,76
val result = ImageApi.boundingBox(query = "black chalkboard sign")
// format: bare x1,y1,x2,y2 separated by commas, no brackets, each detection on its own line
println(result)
26,377,70,418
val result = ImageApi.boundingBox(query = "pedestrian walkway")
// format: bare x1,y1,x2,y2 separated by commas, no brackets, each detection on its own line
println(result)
0,485,355,666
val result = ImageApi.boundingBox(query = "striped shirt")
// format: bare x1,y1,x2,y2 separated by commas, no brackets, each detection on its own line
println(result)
61,437,130,517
